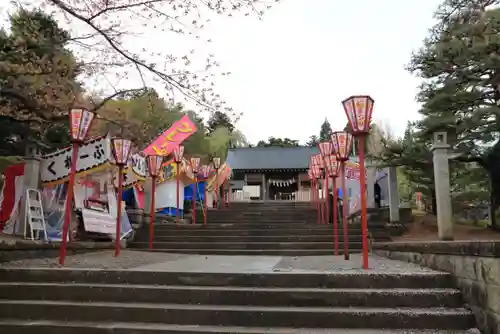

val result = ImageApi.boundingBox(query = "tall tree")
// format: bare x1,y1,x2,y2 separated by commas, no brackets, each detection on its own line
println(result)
23,0,280,117
0,8,81,155
206,111,234,134
405,0,500,229
319,118,332,141
305,135,319,147
256,137,300,147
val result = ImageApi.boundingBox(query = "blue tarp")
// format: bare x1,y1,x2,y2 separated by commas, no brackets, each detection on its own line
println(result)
184,182,206,201
122,188,135,207
159,207,184,216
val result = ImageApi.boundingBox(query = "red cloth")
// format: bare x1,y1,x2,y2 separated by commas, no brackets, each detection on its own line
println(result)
0,163,25,229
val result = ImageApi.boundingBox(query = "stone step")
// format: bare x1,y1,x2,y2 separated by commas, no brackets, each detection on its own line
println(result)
0,321,477,334
0,283,463,308
0,300,474,329
0,269,454,289
148,228,370,237
130,241,364,250
138,249,360,255
136,235,362,242
153,223,385,230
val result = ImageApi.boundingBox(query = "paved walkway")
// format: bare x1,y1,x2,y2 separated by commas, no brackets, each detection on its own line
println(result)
0,250,439,273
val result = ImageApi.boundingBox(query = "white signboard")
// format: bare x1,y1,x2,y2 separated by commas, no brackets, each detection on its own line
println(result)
81,208,115,235
113,153,147,188
40,137,111,184
131,154,147,177
155,179,185,210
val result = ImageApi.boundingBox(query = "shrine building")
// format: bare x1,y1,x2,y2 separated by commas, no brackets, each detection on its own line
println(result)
226,146,318,201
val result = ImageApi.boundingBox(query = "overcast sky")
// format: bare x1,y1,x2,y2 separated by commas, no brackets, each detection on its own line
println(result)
201,0,440,144
2,0,441,145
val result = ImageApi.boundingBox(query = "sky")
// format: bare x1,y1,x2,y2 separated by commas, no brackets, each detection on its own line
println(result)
2,0,441,145
201,0,441,144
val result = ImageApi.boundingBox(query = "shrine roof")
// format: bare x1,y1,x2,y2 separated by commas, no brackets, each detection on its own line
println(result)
226,146,318,171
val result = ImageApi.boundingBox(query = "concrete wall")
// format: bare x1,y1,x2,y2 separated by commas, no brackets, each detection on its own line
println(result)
373,241,500,334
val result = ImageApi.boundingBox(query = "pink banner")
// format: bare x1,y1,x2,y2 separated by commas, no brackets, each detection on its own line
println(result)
143,115,197,156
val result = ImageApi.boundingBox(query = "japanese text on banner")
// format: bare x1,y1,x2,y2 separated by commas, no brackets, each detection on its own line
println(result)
143,115,197,156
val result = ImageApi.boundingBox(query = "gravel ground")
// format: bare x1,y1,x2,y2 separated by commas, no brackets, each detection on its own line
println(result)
0,250,189,269
0,250,439,273
273,253,439,273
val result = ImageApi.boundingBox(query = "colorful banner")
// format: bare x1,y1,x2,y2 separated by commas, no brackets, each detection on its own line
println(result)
143,115,197,156
207,162,231,190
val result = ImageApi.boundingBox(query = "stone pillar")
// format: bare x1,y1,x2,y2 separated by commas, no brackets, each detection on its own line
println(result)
365,160,376,209
387,167,400,223
431,131,454,241
143,176,153,215
18,152,41,237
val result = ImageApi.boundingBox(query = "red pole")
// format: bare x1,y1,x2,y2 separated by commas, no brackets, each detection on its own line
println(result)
310,181,313,207
333,178,338,256
215,170,219,209
192,177,197,224
115,166,124,257
320,177,324,225
341,160,349,260
315,179,320,225
58,142,79,266
358,136,369,270
176,162,180,224
149,176,156,249
325,175,329,224
203,181,208,226
222,180,226,208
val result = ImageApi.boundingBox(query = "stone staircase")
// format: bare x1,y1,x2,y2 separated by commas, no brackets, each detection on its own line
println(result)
130,202,390,255
0,267,475,333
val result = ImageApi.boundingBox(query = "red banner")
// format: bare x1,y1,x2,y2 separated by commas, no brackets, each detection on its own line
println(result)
143,115,197,156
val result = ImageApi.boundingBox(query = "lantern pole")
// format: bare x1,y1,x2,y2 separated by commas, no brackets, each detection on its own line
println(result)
325,172,329,224
111,138,132,257
324,154,339,256
150,175,156,249
199,165,210,226
175,162,181,224
59,108,95,266
192,173,197,224
115,167,124,256
190,157,200,225
314,178,320,224
173,146,184,224
211,157,221,209
146,155,163,250
215,169,219,209
331,131,354,261
358,137,369,269
342,95,374,270
340,160,349,259
204,180,208,225
332,171,339,255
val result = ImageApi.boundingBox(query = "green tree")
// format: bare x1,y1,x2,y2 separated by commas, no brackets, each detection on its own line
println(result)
37,0,280,117
256,137,300,147
0,8,81,155
404,0,500,229
305,135,319,147
319,118,332,141
206,111,234,134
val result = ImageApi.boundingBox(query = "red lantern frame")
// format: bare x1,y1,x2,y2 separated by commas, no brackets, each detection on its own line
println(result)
342,95,374,135
330,131,353,161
